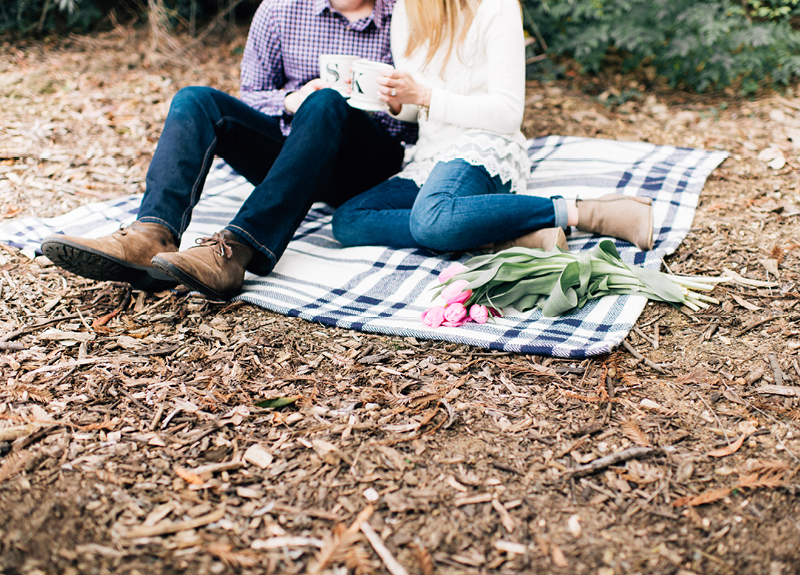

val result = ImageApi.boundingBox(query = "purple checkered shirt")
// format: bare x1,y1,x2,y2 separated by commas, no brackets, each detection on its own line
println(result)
240,0,417,143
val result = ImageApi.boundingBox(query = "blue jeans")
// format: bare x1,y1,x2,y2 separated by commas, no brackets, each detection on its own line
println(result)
332,159,566,251
137,87,405,275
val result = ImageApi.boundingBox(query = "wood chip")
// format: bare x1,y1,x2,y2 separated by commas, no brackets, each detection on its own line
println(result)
729,293,761,311
754,384,800,397
494,540,527,555
454,493,493,506
251,537,325,550
722,268,780,288
123,506,226,538
360,520,410,575
243,444,274,469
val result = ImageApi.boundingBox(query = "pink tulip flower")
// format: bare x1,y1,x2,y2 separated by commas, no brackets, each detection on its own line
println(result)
438,263,468,283
469,304,489,324
420,306,446,328
441,280,471,305
443,303,467,324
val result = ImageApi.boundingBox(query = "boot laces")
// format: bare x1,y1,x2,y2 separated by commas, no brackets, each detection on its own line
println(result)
196,233,233,259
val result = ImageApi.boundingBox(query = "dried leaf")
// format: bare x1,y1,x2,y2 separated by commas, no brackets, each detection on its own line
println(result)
687,487,732,507
410,542,435,575
563,390,603,403
207,543,261,568
621,420,650,447
749,459,790,474
344,545,376,575
308,506,373,575
254,396,300,409
676,367,715,385
706,434,746,458
0,451,31,484
174,466,205,486
9,384,53,404
737,471,786,489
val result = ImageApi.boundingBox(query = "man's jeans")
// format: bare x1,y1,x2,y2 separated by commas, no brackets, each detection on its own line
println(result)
138,87,405,275
332,159,567,251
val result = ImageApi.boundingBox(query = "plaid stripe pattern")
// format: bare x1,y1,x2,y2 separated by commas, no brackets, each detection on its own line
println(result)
240,0,416,142
1,136,726,357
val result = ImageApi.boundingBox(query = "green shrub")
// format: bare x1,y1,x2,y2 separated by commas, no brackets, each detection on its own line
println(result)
524,0,800,94
0,0,101,33
0,0,259,35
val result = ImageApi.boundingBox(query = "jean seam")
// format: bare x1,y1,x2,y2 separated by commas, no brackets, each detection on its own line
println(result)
180,132,218,235
177,112,286,236
226,225,276,260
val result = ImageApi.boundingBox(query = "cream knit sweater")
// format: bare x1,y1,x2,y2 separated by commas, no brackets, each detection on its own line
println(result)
390,0,528,162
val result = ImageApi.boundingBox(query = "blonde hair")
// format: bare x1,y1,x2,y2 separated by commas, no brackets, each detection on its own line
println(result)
404,0,480,71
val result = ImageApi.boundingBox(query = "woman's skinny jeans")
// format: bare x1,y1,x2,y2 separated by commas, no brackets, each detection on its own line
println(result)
332,159,567,251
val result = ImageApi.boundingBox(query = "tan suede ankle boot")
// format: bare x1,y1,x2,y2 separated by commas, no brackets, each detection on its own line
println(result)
576,194,654,251
490,227,568,253
41,221,179,290
151,230,254,300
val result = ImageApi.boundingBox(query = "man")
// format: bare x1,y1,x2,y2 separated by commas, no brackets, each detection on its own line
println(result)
42,0,416,300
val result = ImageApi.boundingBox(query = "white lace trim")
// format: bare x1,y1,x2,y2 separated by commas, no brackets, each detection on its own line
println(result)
396,132,530,194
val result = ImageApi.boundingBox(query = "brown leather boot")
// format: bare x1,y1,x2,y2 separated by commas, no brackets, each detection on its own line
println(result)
151,230,254,300
576,194,654,251
41,221,179,291
490,227,568,253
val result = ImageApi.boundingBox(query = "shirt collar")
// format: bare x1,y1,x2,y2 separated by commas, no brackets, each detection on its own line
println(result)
314,0,388,30
313,0,329,16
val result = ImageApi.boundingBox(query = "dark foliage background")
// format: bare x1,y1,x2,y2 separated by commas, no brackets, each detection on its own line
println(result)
522,0,800,94
3,0,800,94
0,0,260,35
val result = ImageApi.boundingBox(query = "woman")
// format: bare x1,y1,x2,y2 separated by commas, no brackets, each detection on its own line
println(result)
332,0,653,253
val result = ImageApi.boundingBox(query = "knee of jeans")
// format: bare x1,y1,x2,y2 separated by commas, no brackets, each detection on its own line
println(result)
292,88,348,130
170,86,214,112
331,208,357,246
409,210,446,250
296,89,348,123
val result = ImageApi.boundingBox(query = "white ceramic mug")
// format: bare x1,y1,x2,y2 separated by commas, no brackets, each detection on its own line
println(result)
349,59,393,112
319,54,359,95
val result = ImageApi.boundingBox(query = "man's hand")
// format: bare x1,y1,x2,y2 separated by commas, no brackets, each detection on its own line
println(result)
284,79,331,114
377,69,431,115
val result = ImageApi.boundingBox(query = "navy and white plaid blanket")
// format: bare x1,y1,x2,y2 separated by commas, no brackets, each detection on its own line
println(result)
0,136,726,357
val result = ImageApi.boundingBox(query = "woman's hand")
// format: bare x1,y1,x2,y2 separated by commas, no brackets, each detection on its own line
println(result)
377,69,431,115
284,78,331,114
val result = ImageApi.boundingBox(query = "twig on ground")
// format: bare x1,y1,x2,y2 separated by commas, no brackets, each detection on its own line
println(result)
621,340,666,374
769,353,785,386
633,326,658,348
360,520,410,575
721,381,800,463
735,314,786,337
0,342,24,351
0,314,81,342
123,506,226,538
567,446,662,479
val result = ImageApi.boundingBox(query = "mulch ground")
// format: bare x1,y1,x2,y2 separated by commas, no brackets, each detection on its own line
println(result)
2,25,800,575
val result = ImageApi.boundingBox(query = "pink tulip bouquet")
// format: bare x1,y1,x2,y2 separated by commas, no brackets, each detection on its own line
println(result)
420,263,500,328
421,240,728,328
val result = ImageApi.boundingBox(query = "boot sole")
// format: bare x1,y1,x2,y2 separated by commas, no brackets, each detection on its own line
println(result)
151,256,238,301
42,237,178,292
